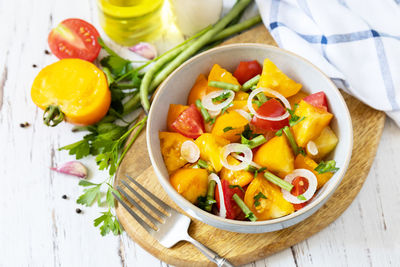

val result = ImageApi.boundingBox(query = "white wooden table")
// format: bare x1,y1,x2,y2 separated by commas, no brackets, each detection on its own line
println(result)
1,0,399,266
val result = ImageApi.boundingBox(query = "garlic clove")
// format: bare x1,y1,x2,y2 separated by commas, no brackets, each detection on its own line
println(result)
51,161,88,178
128,42,158,60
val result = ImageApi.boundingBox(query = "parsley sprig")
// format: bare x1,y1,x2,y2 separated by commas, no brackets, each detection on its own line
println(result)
60,116,147,236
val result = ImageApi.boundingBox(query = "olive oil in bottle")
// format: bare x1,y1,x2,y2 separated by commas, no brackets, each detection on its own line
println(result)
97,0,164,46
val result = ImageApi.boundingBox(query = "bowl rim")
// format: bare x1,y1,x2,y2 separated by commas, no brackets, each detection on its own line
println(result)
147,43,353,227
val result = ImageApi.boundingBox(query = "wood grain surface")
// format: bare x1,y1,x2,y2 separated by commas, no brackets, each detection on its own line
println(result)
115,25,386,266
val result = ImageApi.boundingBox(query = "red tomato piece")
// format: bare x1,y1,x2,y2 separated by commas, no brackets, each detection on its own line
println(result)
303,91,328,111
290,176,310,211
233,60,263,84
215,179,245,220
250,99,289,131
170,104,204,138
48,18,101,62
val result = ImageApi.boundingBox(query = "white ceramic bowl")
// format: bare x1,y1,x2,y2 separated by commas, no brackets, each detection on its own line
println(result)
147,44,353,233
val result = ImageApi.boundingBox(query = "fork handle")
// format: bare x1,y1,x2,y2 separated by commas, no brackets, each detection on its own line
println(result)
185,235,235,267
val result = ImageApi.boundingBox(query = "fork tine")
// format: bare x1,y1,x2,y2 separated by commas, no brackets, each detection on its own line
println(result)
112,192,154,233
117,186,162,228
121,180,167,219
125,175,172,212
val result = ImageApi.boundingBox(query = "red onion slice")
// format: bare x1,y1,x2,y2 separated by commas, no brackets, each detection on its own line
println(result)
221,143,253,171
180,140,200,163
282,169,318,204
208,173,226,218
247,87,291,121
202,89,235,111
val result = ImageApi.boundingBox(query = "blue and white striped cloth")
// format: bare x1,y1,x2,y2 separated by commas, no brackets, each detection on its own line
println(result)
255,0,400,126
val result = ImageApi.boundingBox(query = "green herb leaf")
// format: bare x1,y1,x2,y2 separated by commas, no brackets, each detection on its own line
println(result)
241,124,259,139
77,183,102,206
287,104,306,127
212,91,231,103
223,126,235,132
78,180,99,187
229,184,244,192
315,160,339,174
253,192,267,207
297,194,306,201
59,139,91,159
275,129,283,136
93,211,122,236
197,195,217,210
100,55,132,78
221,102,233,115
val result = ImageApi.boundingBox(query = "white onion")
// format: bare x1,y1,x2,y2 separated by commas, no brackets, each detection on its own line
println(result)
234,109,252,122
282,169,318,204
247,87,291,121
180,141,200,163
208,109,221,117
202,90,235,111
220,143,253,171
208,173,226,218
232,153,262,169
306,141,318,156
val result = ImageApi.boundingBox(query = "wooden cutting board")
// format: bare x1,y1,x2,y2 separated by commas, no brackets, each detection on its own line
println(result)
115,25,386,266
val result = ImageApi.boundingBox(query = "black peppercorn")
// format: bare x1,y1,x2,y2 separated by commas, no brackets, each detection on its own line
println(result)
32,64,37,68
45,50,50,55
62,195,67,199
75,208,82,214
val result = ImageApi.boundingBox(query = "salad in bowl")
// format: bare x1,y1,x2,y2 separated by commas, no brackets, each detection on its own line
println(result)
159,58,339,222
147,44,352,233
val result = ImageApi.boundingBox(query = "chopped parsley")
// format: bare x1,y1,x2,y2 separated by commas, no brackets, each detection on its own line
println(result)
287,104,306,127
212,91,231,103
223,126,235,132
315,160,339,174
229,184,244,192
253,192,267,207
297,194,306,201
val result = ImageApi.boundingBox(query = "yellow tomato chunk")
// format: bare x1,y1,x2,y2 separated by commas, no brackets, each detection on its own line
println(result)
159,132,192,174
211,110,249,142
288,90,309,107
187,74,209,105
292,100,333,147
170,168,208,203
244,174,294,220
257,59,302,98
294,154,333,189
254,136,294,178
309,126,338,160
208,64,240,90
195,133,229,172
167,104,188,132
220,156,254,187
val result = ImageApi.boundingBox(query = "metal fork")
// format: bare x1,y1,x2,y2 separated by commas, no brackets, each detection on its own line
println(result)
113,175,235,267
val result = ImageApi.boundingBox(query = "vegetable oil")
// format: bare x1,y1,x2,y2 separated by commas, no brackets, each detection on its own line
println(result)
97,0,164,46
